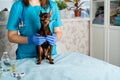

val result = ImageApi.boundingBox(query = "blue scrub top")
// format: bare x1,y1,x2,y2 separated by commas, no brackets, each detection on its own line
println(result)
7,0,62,59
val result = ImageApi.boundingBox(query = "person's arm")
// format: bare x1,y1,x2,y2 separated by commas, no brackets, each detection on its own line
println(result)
46,1,63,46
46,27,62,46
54,27,62,40
8,30,46,45
8,30,28,44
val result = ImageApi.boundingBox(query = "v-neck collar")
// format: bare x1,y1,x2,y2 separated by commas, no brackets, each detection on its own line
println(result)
29,4,41,16
29,3,41,8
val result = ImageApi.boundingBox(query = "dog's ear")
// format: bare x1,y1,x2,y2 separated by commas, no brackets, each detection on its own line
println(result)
49,10,52,16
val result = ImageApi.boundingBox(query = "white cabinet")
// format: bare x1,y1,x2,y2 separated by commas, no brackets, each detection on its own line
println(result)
90,0,120,66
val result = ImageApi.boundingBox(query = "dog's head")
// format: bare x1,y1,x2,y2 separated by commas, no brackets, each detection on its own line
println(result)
39,10,52,27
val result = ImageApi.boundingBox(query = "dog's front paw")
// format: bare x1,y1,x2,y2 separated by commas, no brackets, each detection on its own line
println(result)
37,61,41,64
50,61,54,64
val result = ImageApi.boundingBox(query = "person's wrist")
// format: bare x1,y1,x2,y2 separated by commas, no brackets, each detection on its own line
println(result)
54,34,58,42
28,36,33,44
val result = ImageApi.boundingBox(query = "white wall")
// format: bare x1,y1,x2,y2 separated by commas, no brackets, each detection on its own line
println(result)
0,0,14,11
0,0,90,10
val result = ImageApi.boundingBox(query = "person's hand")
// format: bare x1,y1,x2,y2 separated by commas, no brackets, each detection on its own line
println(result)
46,33,58,46
28,33,46,45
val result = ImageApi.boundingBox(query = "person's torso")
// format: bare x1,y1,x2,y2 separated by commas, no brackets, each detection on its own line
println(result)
16,0,57,59
18,0,56,36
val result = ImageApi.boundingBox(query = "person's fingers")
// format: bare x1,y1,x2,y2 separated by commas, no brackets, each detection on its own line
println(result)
35,33,40,36
40,37,46,39
47,39,54,44
49,42,55,46
38,39,46,45
52,33,56,36
43,39,46,42
47,35,51,37
35,36,45,40
40,38,46,42
39,41,44,45
46,36,54,41
47,36,54,39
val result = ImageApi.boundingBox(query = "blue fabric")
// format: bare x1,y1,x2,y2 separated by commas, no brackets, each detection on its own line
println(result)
6,0,62,59
1,53,120,80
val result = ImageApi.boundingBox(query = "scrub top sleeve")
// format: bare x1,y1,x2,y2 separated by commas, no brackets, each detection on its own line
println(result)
53,3,62,27
7,2,21,30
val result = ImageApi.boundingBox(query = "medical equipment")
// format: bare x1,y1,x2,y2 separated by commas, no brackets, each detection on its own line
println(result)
11,72,25,80
19,5,25,28
0,61,2,78
11,60,16,73
1,52,11,72
18,3,53,29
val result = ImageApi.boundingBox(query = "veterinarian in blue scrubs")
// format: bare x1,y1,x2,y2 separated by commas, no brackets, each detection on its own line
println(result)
7,0,62,59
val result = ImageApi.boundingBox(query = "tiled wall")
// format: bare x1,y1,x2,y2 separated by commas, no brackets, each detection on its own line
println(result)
0,26,17,59
57,19,90,55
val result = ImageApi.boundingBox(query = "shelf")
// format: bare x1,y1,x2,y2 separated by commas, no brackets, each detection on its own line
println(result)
109,25,120,30
91,0,120,67
93,0,119,2
110,0,119,2
91,24,105,28
61,18,90,22
93,0,104,2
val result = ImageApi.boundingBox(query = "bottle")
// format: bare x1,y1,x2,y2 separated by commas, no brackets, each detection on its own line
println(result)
0,61,2,78
1,52,11,72
11,60,16,73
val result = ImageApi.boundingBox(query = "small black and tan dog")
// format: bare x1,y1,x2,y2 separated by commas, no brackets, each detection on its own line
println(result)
37,10,54,64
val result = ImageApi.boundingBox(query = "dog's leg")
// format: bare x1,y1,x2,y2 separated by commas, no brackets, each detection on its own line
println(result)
37,46,43,64
45,49,49,60
48,46,54,64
